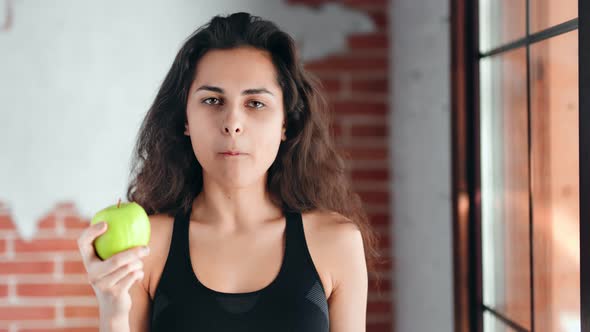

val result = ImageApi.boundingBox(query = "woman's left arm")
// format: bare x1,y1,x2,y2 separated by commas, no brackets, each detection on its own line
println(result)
327,222,369,332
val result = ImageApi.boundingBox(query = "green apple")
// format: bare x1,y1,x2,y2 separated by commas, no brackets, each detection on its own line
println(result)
90,200,151,260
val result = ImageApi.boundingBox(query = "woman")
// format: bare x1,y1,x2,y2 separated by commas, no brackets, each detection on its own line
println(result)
77,12,382,332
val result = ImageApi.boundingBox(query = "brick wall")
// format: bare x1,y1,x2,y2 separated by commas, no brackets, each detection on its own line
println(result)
289,0,393,330
0,0,393,330
0,203,99,331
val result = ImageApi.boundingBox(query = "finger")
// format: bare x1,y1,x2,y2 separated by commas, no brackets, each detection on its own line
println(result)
100,259,144,289
115,269,144,295
91,245,149,281
77,222,108,265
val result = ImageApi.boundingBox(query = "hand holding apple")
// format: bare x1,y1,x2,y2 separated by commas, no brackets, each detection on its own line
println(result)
77,213,150,322
90,199,151,260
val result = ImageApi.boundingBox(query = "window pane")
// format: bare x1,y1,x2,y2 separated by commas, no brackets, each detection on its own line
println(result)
484,311,522,332
530,0,578,33
479,0,526,53
480,47,530,329
530,30,580,332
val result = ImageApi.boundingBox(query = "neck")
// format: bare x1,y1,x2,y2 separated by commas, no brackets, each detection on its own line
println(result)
190,172,283,233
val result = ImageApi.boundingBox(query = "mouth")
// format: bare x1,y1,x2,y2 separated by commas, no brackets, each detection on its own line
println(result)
219,151,244,156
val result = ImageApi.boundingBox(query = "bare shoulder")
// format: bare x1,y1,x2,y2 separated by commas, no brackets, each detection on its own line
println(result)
142,213,175,300
300,210,366,299
302,209,362,244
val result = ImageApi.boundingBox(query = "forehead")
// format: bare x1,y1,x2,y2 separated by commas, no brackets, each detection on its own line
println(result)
193,47,281,92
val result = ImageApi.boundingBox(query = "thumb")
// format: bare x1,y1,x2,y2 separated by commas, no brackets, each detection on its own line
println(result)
78,221,108,263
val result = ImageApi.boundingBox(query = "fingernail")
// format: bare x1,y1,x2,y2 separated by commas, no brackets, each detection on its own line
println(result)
143,246,150,254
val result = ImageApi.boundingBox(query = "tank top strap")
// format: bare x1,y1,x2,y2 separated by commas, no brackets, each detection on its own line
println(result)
284,210,305,261
157,208,194,294
283,210,320,280
150,208,193,328
283,210,328,302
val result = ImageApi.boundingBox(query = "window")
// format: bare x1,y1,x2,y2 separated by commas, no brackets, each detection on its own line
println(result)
452,0,588,331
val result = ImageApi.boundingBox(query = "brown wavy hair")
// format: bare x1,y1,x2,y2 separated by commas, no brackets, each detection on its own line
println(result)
126,12,384,290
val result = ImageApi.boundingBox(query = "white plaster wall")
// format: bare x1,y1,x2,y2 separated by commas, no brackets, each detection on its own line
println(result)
0,0,375,240
390,0,454,331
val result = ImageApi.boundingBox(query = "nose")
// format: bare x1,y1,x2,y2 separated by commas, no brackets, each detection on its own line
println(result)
224,125,241,135
222,111,243,137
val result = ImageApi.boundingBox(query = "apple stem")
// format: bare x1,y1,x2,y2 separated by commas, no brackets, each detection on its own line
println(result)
117,198,121,208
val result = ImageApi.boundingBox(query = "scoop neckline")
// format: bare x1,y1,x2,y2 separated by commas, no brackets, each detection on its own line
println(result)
184,212,289,297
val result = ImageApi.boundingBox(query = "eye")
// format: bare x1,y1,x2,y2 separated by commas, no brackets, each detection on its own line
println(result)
202,97,222,105
248,100,265,109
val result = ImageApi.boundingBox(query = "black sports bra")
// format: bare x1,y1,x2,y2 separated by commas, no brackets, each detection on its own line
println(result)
149,207,330,331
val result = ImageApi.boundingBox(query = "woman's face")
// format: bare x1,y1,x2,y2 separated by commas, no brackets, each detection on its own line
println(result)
185,46,286,188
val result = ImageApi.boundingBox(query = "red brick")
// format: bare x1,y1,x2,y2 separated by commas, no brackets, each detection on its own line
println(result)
369,213,390,226
375,258,393,273
358,191,389,204
37,214,58,230
370,278,392,292
329,123,343,138
0,215,15,230
368,300,393,313
0,239,6,255
366,321,394,332
305,54,387,72
64,215,91,230
367,11,388,30
17,283,94,297
0,306,55,320
348,33,388,50
369,286,391,298
350,78,388,93
0,261,54,274
341,137,388,150
14,239,78,253
318,78,342,93
351,169,389,181
343,0,388,6
332,101,388,115
350,124,388,137
340,147,388,161
377,235,391,250
63,260,86,274
64,305,99,318
0,284,8,297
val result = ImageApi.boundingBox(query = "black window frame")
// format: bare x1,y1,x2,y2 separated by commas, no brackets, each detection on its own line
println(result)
451,0,588,331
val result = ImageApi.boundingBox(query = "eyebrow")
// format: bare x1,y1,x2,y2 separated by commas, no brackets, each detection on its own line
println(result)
195,85,275,96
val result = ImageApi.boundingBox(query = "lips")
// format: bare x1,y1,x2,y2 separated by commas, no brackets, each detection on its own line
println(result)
220,151,244,156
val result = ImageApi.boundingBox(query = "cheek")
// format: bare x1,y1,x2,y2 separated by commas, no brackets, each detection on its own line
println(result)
186,115,216,162
254,122,283,161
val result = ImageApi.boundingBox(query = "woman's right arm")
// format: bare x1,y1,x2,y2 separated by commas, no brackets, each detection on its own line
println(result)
100,278,152,332
77,221,151,332
127,268,152,332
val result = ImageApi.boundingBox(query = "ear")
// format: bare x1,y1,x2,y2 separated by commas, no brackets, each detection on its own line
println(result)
184,123,190,136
